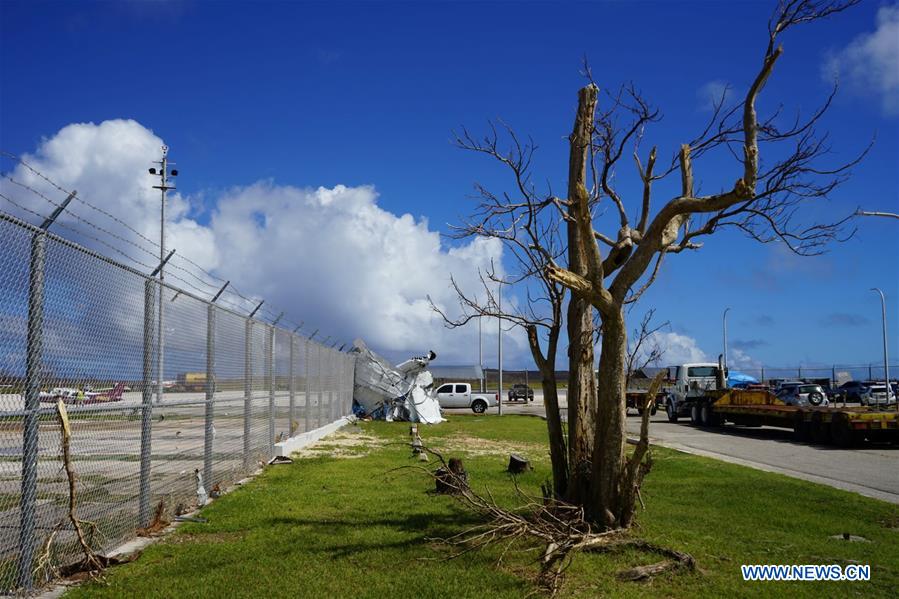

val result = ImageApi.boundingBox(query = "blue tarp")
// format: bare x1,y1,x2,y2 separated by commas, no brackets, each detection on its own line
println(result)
728,371,759,387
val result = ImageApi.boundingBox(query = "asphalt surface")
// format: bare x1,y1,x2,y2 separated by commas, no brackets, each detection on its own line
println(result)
491,390,899,504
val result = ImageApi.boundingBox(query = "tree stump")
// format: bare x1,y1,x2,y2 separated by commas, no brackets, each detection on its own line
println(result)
508,454,531,474
435,458,468,494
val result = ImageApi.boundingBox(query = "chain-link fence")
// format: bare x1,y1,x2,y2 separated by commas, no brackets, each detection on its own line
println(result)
0,210,355,593
734,365,897,386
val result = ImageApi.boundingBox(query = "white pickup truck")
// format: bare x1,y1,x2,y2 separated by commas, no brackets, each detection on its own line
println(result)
434,383,498,413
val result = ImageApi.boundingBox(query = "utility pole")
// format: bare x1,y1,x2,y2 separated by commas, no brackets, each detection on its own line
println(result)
723,307,731,372
149,146,178,404
871,288,893,409
498,283,503,416
478,316,483,392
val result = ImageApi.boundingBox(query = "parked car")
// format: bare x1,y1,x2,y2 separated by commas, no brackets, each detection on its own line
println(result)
822,384,842,402
777,383,828,406
859,383,896,406
507,384,534,402
434,383,498,413
838,381,871,403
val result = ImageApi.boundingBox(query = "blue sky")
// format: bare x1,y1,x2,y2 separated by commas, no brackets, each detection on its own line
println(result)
1,0,897,372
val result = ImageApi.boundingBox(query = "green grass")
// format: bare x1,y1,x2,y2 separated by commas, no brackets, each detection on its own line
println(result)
66,416,898,598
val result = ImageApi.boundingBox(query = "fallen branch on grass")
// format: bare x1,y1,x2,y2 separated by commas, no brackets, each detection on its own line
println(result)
410,442,694,597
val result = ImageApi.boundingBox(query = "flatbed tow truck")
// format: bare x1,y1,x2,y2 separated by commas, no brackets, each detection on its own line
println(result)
673,380,898,447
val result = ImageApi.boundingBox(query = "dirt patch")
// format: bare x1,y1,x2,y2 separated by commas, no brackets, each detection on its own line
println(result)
428,434,546,459
292,429,388,460
166,531,248,545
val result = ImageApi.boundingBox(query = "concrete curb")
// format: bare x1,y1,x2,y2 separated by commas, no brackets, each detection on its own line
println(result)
273,416,352,457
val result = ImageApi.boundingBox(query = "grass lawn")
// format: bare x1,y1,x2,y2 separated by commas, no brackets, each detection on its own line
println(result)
66,415,898,598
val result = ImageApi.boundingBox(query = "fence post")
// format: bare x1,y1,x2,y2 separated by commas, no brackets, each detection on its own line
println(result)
138,279,156,528
17,233,46,591
345,356,351,416
318,344,324,428
340,356,346,417
267,325,275,457
243,319,253,471
326,349,332,422
18,192,77,590
304,339,311,433
204,303,215,488
289,334,296,437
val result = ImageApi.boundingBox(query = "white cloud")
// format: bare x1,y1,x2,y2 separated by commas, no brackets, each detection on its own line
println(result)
728,348,762,371
824,4,899,115
634,330,761,374
1,119,520,367
636,331,710,366
697,80,732,112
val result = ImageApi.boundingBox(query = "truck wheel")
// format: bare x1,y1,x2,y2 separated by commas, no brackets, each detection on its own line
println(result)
690,405,701,426
792,413,810,442
471,399,487,414
666,401,678,423
700,404,718,427
810,413,830,445
830,415,858,447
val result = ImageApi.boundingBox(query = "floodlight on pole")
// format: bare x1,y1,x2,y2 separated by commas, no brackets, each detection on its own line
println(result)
150,145,177,404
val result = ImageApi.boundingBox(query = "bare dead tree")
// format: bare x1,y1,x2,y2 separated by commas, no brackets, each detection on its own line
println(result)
429,122,571,498
442,0,863,534
539,0,865,527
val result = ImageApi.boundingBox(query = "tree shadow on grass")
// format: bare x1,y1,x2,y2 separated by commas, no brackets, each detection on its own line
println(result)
261,508,488,558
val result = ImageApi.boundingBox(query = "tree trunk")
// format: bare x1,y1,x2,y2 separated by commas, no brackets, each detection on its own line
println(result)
566,84,599,507
527,324,568,498
541,374,568,498
591,308,628,527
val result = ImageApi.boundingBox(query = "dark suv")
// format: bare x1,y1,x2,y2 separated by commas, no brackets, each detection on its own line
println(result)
508,384,534,402
838,381,871,403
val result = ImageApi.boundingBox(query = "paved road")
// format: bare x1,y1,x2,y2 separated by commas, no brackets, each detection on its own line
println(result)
493,390,899,504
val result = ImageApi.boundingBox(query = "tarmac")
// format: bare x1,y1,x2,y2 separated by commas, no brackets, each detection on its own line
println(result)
485,389,899,504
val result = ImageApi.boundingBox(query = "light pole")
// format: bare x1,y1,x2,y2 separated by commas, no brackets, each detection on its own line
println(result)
478,315,484,392
723,307,731,372
870,288,893,407
498,282,503,416
149,146,177,404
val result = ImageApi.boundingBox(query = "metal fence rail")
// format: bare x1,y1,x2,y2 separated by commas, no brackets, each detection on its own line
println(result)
731,365,898,385
0,211,355,593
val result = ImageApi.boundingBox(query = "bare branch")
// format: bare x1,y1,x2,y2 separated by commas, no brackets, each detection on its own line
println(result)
857,210,899,220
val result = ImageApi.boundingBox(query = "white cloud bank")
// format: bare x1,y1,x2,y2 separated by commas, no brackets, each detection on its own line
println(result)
635,330,761,372
824,4,899,115
1,119,521,365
